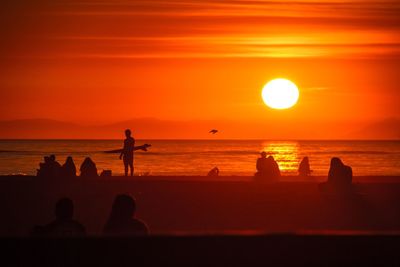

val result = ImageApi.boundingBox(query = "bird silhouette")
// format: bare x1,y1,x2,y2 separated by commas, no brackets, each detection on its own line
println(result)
209,129,218,134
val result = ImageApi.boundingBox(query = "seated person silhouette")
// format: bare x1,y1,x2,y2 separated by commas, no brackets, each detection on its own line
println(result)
103,194,149,236
37,155,61,178
207,167,219,177
80,157,98,177
298,156,312,177
37,156,51,177
49,154,61,177
320,157,353,192
255,152,281,180
268,156,281,179
255,151,269,177
61,156,76,178
31,198,85,236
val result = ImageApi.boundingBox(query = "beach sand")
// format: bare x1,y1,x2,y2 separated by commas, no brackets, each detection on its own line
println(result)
0,176,400,236
1,175,400,236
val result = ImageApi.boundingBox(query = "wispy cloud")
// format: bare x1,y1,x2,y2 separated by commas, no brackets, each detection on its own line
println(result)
2,0,400,58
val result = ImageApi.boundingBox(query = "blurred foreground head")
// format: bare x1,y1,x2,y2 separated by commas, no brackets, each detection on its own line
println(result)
55,197,74,220
110,194,136,219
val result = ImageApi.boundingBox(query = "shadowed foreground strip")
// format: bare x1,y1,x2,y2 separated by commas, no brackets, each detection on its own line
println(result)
2,235,400,266
1,176,400,235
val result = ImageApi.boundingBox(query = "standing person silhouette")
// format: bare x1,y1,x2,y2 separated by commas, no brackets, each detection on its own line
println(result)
120,129,151,176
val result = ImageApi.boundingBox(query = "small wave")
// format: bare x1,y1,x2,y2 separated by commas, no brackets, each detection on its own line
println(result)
142,150,260,156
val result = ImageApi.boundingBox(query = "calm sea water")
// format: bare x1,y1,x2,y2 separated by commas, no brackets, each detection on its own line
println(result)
0,140,399,177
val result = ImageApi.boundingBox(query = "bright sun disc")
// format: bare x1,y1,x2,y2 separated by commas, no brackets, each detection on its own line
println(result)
262,79,299,109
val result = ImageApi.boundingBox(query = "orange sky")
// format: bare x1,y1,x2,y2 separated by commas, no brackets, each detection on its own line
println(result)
1,0,399,138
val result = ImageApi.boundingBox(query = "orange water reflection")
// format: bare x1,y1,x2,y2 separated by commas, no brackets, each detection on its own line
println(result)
262,141,299,173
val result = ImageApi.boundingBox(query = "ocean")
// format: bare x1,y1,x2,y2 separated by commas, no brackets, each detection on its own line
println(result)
0,140,399,177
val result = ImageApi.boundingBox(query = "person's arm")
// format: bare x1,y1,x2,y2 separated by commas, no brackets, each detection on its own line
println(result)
119,142,126,159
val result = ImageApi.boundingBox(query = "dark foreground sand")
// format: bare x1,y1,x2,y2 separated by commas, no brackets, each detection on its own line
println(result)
1,175,400,236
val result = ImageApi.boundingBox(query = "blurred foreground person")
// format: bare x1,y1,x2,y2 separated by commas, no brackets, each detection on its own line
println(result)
31,198,86,236
104,194,149,236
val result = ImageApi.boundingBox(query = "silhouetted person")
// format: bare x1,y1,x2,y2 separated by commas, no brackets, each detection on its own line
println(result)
320,157,353,192
268,156,281,179
255,153,281,180
31,198,85,236
120,129,151,176
37,156,51,177
327,157,352,187
49,154,61,177
207,167,219,177
103,194,149,236
61,156,76,178
298,157,312,177
36,155,61,178
80,157,98,177
255,151,269,177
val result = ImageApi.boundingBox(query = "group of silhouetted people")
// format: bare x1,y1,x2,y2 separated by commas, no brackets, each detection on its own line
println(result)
255,152,353,191
37,155,99,178
254,152,281,180
32,194,148,237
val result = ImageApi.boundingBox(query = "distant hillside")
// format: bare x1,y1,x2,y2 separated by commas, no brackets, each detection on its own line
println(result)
0,119,88,139
349,118,400,140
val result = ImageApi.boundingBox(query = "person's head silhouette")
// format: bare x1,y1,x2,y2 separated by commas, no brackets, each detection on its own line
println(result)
110,194,136,220
49,154,56,162
331,157,343,168
55,198,74,221
66,156,74,164
125,129,132,138
260,151,267,158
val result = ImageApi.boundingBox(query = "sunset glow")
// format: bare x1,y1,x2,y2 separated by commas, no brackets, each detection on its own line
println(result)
0,0,399,139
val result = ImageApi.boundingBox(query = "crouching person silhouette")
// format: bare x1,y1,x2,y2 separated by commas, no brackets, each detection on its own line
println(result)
319,157,353,193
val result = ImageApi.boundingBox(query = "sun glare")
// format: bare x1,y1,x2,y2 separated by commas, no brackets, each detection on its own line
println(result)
262,79,299,109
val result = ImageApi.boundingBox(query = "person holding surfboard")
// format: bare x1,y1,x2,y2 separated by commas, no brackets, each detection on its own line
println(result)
119,129,151,176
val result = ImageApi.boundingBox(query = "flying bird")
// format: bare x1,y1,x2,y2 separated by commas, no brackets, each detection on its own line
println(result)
209,129,218,134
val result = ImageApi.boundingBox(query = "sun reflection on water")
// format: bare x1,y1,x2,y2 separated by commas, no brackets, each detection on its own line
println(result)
262,141,300,173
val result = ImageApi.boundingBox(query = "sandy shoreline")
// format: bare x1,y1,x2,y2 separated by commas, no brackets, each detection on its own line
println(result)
1,174,400,183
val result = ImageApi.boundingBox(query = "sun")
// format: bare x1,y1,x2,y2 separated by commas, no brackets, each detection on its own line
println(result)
262,78,299,109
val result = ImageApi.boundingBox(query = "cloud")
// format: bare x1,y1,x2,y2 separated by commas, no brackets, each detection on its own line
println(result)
1,0,400,59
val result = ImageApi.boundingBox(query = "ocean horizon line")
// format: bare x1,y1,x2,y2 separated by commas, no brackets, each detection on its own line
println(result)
0,138,399,141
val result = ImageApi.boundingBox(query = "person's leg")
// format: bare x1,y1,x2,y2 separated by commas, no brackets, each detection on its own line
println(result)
123,158,128,176
124,164,128,176
129,162,134,176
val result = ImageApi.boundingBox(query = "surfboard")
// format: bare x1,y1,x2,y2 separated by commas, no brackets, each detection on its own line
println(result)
103,144,151,154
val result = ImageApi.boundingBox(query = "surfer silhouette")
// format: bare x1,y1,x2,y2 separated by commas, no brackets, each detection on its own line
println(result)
119,129,151,176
